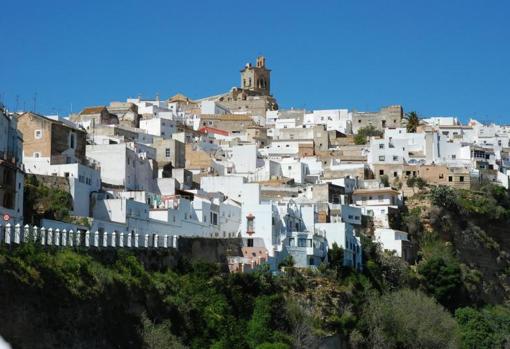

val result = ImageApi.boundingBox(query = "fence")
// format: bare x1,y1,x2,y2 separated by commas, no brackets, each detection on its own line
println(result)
0,223,179,249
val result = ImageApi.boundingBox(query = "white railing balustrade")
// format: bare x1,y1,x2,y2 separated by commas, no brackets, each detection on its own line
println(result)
0,224,180,251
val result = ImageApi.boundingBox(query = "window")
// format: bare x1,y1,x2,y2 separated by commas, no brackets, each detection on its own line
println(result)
34,130,42,139
393,172,398,177
33,152,41,158
69,133,76,149
165,148,171,157
459,176,464,182
246,215,255,233
448,176,453,182
393,156,398,161
247,238,254,247
379,156,385,161
379,170,384,175
288,166,292,170
379,144,384,149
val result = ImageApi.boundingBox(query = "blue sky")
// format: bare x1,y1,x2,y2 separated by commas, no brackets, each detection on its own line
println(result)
1,0,509,123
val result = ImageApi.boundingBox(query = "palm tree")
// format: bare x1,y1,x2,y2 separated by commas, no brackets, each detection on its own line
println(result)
405,111,420,133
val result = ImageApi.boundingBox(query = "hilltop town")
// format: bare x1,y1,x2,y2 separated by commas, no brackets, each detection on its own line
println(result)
1,56,510,272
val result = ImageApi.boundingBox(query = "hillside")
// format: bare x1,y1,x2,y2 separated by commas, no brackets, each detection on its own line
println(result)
1,185,510,348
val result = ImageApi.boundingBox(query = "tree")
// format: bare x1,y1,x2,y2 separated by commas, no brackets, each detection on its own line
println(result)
406,176,417,190
405,111,420,133
278,255,295,270
140,314,187,349
455,306,510,349
417,255,463,309
415,177,427,190
430,185,458,211
23,175,73,224
247,295,290,349
354,125,383,145
380,175,390,187
356,289,459,348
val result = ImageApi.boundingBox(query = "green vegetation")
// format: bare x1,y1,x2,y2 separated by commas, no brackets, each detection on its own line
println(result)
404,111,420,133
354,289,459,348
353,125,383,145
455,306,510,349
3,182,510,348
379,174,390,187
23,175,73,224
406,176,427,191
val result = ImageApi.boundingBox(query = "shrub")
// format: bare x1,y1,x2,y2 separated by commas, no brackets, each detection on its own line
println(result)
417,255,463,309
430,185,457,210
354,126,383,145
380,175,390,187
358,289,459,348
455,306,510,349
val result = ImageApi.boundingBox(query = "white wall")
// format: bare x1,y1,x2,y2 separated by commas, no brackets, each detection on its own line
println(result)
231,144,257,173
374,228,409,258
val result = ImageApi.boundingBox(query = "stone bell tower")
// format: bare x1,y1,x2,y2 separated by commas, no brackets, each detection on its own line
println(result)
240,56,271,96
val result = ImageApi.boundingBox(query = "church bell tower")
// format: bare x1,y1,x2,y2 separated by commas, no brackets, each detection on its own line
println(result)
240,56,271,96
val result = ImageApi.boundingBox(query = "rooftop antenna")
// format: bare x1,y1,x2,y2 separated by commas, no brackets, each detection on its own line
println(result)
33,92,37,113
156,92,160,101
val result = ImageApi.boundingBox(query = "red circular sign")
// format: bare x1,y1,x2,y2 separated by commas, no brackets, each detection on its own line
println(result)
3,214,10,221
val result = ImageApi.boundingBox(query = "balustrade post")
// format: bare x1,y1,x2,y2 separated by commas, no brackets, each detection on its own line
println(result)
4,223,11,244
68,230,74,247
14,224,21,244
40,227,46,245
54,229,61,246
118,233,124,248
85,231,90,247
47,228,53,246
23,224,30,243
32,226,39,243
111,232,116,248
